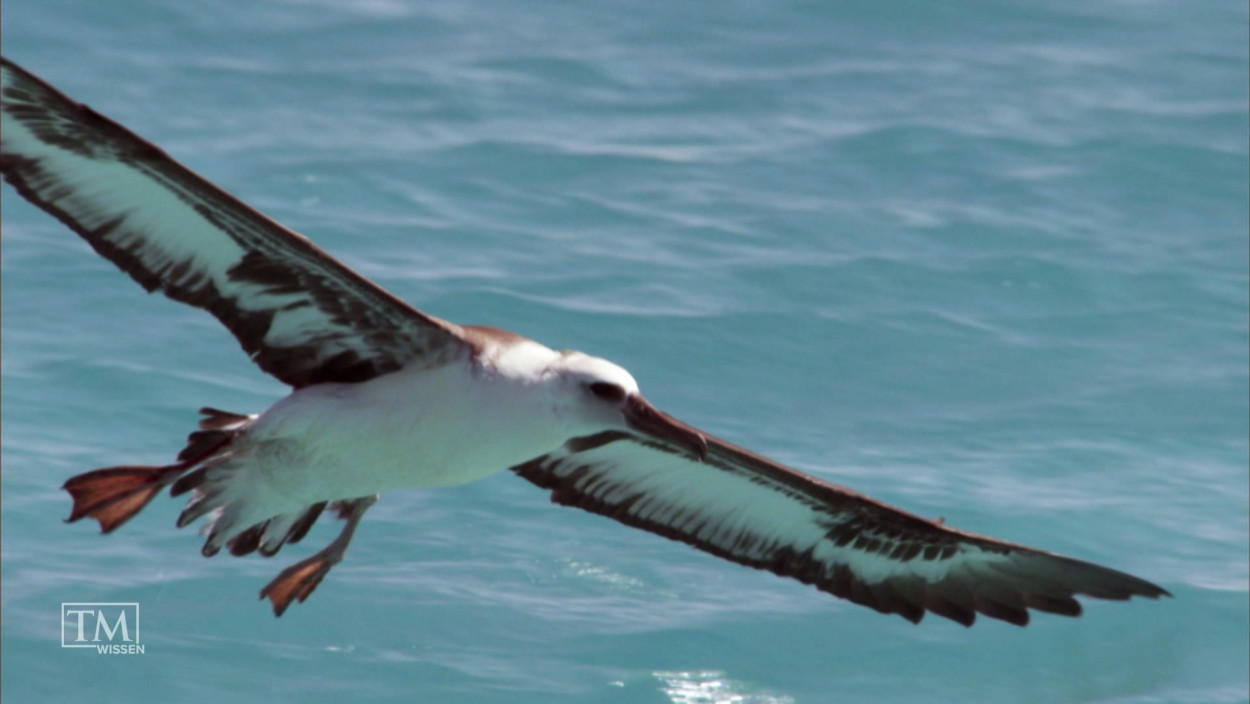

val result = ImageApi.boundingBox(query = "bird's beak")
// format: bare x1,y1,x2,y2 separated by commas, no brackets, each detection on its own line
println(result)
623,395,708,461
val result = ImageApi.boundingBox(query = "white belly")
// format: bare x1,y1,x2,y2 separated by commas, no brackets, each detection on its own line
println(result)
239,357,571,507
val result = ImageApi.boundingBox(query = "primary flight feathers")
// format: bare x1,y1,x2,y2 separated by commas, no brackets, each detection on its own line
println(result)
2,56,1169,624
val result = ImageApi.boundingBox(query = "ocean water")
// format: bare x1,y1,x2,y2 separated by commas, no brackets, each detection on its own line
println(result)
2,1,1246,702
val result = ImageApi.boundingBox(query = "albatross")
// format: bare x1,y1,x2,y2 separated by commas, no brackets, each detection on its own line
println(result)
0,56,1169,625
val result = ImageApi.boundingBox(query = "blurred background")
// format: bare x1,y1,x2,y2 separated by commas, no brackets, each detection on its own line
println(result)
3,1,1247,702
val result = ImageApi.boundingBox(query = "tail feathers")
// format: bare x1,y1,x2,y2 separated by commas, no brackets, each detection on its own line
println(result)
281,501,327,548
228,520,269,557
171,463,212,498
256,502,327,557
64,407,250,536
64,465,187,533
179,409,253,462
227,502,329,558
173,460,250,557
174,461,237,530
173,460,325,558
198,407,254,431
177,430,234,464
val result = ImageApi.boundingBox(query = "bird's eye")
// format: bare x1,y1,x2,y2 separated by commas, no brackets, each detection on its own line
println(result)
587,382,627,403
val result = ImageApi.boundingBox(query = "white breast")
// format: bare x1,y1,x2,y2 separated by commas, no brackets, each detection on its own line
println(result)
240,345,574,505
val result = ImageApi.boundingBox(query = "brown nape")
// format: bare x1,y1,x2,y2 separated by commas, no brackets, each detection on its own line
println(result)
460,324,529,356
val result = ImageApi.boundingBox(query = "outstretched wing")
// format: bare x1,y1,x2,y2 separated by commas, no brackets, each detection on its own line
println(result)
513,407,1169,627
1,56,466,388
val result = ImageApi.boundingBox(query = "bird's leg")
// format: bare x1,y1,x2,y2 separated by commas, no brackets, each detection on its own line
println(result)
259,495,378,616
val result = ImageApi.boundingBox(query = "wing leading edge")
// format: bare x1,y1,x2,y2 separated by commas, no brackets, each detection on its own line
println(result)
514,409,1170,627
1,56,466,388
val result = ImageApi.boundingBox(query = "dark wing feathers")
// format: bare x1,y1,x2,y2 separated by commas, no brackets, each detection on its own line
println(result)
5,56,1167,626
513,427,1169,627
0,56,465,388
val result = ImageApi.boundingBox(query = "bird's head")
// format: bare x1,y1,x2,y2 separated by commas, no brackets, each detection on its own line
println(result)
551,350,707,460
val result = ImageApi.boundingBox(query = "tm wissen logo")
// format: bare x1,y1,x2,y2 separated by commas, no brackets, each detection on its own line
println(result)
61,603,144,654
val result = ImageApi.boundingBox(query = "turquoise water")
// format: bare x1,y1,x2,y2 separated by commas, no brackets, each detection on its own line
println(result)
2,1,1246,702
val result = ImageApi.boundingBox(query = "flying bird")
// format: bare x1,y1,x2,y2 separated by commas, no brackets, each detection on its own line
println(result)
0,56,1169,625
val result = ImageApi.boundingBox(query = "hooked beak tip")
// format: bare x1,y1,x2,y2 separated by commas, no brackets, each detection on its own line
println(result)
626,395,708,461
692,433,708,462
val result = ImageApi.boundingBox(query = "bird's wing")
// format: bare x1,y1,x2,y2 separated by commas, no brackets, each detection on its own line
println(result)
1,56,466,387
513,400,1169,627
